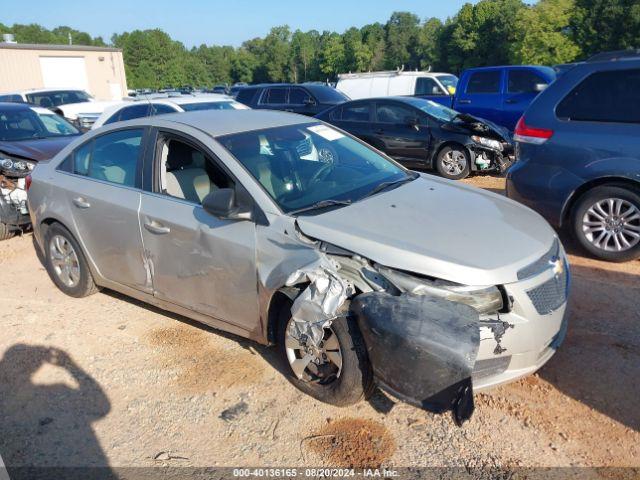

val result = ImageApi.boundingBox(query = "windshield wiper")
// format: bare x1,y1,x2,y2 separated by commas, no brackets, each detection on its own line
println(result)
288,199,353,216
362,173,419,199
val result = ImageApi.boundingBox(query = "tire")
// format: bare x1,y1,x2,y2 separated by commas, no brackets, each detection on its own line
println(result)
0,222,14,241
276,303,374,407
44,223,100,297
571,185,640,262
436,145,470,180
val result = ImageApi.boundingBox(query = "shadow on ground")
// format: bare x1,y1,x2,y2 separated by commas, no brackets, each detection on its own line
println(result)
0,344,115,479
538,261,640,432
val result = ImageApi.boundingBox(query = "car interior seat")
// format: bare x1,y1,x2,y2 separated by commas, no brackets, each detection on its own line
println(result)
164,140,216,203
225,135,286,199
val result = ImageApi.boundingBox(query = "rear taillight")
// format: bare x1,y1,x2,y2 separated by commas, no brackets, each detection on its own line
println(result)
513,116,553,145
25,174,32,191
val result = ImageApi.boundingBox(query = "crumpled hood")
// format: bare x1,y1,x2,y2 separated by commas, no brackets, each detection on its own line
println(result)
58,101,120,119
296,176,555,286
444,114,512,143
0,136,79,161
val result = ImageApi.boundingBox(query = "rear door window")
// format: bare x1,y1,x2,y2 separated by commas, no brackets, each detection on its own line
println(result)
60,129,144,187
262,88,288,105
342,103,370,122
466,71,501,94
556,69,640,123
508,70,547,93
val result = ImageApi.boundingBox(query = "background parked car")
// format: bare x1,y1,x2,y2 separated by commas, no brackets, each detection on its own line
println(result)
335,66,555,132
0,88,120,130
507,51,640,262
316,96,513,180
92,94,249,129
0,102,80,239
236,83,349,116
336,70,459,106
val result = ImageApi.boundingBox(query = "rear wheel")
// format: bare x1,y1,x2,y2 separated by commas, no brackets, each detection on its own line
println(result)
436,146,470,180
277,303,373,406
572,186,640,262
44,223,99,297
0,222,14,241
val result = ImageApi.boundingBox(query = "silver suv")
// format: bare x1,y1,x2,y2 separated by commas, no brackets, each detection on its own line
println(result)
28,110,569,424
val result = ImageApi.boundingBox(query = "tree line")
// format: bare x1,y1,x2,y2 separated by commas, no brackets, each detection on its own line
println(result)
2,0,639,89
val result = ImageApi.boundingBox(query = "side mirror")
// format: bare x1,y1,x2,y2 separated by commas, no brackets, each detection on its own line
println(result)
432,86,443,95
303,97,316,106
534,83,549,92
202,188,252,221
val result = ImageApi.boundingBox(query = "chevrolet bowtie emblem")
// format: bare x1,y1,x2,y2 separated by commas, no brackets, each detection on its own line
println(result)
550,257,564,277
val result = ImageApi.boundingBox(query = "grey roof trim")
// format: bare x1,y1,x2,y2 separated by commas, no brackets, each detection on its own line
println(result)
0,42,121,53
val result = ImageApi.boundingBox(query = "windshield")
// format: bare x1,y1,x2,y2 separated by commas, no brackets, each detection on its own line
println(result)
219,123,411,214
0,108,79,141
308,87,349,104
181,101,247,111
25,90,92,108
436,75,459,94
403,97,459,123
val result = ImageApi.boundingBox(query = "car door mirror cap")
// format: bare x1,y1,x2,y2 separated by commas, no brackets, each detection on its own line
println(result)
202,188,253,221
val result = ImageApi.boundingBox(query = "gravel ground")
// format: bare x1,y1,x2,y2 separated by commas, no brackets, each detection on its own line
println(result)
0,175,638,475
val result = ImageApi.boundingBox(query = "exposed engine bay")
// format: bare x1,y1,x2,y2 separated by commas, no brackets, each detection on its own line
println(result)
0,157,35,230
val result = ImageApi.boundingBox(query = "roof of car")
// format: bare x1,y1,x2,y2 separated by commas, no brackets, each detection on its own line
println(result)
0,101,33,111
145,109,315,137
156,94,234,106
1,88,88,96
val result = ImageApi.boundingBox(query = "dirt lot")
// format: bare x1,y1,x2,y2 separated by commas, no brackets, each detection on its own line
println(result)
0,175,638,475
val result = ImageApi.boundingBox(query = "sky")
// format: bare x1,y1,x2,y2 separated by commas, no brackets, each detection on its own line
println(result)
2,0,479,48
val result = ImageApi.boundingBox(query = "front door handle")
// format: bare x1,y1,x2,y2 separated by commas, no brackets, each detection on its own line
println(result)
505,99,517,104
144,220,171,235
457,99,471,104
72,197,91,209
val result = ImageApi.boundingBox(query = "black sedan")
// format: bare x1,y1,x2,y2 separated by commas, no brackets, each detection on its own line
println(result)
316,97,513,180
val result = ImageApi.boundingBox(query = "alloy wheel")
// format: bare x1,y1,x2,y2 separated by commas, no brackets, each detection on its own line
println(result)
284,320,343,384
442,150,467,176
582,198,640,252
49,234,81,288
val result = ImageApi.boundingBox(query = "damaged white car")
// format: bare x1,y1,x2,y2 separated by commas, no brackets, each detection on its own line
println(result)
28,110,570,424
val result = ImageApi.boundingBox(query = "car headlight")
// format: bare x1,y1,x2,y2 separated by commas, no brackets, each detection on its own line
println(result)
0,156,36,175
377,266,504,314
471,135,503,151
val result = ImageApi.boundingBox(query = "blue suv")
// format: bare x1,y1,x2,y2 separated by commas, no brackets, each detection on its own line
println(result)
507,50,640,262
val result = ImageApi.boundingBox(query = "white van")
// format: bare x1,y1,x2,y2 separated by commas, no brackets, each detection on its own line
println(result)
336,71,458,100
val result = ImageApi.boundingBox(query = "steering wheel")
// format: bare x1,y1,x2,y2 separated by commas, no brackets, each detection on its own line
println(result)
308,162,334,186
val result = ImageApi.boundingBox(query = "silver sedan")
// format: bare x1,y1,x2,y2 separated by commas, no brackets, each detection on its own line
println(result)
28,110,569,424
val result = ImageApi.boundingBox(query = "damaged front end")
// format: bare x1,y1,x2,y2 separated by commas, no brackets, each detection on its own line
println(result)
276,231,512,425
0,157,34,232
447,113,515,173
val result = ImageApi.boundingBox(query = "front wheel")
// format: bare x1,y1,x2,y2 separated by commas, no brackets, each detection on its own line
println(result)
572,186,640,262
436,146,470,180
277,306,374,406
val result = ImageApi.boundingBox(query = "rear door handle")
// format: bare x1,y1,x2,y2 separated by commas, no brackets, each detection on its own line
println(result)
72,197,91,209
144,220,171,235
505,99,517,104
457,99,471,104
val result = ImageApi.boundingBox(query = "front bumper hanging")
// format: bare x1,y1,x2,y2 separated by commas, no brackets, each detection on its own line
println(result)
351,292,481,425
